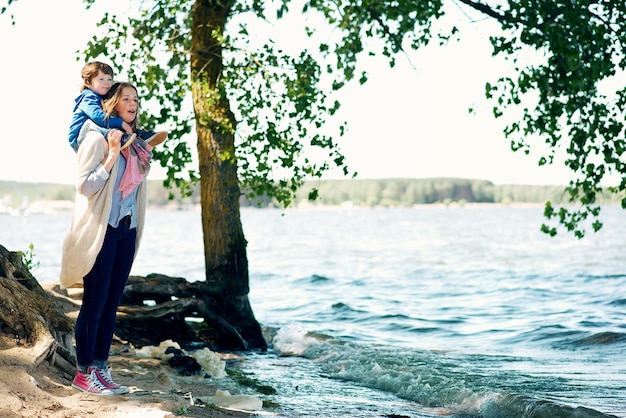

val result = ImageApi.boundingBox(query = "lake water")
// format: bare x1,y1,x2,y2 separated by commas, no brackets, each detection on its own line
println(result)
2,204,626,417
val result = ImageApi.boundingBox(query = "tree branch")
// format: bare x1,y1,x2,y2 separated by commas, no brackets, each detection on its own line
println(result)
455,0,521,24
454,0,563,35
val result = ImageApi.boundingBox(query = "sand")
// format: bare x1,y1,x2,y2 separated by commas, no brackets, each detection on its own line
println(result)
0,340,263,418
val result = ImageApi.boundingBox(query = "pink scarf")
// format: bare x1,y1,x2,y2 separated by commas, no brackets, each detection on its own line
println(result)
119,139,152,199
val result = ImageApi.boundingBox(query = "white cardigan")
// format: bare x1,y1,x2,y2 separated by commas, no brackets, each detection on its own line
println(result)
59,131,146,289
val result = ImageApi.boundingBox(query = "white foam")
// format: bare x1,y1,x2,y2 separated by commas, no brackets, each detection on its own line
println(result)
272,323,320,356
192,347,227,378
135,339,181,360
200,389,263,411
134,340,226,378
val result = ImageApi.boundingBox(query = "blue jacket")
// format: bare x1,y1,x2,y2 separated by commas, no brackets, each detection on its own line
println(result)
68,89,124,151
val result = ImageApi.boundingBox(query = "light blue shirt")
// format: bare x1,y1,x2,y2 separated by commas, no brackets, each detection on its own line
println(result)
80,153,138,228
108,154,139,228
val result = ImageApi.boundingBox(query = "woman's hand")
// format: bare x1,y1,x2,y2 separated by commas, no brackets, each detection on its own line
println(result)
102,130,123,172
107,130,122,156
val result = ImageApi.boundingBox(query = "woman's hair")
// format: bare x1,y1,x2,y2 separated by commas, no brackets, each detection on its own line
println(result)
80,61,114,92
102,82,140,130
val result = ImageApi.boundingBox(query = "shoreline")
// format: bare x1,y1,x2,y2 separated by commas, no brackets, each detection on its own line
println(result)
1,284,265,418
3,200,613,216
0,339,263,418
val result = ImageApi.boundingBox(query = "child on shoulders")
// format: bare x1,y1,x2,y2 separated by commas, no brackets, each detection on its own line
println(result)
68,61,166,152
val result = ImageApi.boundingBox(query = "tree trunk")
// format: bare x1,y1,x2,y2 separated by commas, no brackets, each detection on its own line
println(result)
190,0,266,350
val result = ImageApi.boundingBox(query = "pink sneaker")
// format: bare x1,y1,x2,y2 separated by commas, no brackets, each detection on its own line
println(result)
71,367,113,396
94,366,130,395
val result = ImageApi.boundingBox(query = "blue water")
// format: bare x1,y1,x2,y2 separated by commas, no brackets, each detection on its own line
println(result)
2,205,625,417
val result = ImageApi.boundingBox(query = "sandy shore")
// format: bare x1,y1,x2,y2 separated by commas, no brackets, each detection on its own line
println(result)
0,339,264,418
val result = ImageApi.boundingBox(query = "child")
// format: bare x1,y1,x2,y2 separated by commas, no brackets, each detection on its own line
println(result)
68,61,131,152
68,61,167,152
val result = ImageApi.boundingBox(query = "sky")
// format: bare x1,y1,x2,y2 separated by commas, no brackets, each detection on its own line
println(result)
0,0,575,186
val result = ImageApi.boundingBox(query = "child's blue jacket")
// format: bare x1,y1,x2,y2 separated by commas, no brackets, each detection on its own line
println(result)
68,89,124,150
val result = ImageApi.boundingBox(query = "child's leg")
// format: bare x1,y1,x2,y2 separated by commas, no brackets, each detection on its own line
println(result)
75,121,111,151
135,128,154,141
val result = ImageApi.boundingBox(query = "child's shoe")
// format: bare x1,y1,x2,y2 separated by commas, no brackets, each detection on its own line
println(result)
94,366,130,395
71,367,114,396
120,133,137,151
145,131,168,147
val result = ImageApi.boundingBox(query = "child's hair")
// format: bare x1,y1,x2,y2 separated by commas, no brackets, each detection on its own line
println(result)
102,82,140,130
80,61,114,92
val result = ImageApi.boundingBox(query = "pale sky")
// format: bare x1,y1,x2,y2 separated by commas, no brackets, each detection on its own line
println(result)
0,0,574,186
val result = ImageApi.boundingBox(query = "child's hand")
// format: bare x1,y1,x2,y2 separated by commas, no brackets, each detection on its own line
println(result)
122,122,133,135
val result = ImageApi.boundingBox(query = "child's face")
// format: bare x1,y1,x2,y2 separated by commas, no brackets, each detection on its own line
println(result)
89,71,113,96
115,86,139,124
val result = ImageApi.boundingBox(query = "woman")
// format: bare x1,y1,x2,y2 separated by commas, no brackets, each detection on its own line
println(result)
60,82,160,396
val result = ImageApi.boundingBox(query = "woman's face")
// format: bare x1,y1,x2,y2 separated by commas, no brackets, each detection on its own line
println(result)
115,86,139,124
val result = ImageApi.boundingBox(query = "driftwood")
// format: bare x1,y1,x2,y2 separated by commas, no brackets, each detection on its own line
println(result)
0,245,75,378
115,274,252,350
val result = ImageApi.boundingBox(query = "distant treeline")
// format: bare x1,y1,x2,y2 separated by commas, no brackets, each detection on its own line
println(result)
293,178,575,207
0,180,198,210
0,178,619,210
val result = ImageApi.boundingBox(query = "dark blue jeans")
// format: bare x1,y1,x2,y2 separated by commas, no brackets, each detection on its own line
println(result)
75,217,136,371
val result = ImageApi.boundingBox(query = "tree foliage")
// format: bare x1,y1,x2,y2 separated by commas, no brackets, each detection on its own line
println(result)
304,0,626,238
472,0,626,237
3,0,625,239
80,0,360,207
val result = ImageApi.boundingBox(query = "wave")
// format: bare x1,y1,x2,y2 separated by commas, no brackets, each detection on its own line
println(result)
271,324,619,418
566,331,626,347
503,325,626,351
608,298,626,307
